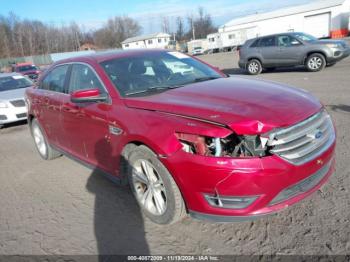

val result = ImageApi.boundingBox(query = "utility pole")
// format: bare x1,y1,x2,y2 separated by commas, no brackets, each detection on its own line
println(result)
192,19,195,40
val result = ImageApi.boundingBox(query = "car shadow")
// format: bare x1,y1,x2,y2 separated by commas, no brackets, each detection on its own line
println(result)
0,119,27,129
326,104,350,113
221,68,247,75
86,139,149,258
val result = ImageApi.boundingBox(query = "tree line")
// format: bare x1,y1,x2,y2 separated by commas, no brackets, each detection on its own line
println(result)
0,7,216,59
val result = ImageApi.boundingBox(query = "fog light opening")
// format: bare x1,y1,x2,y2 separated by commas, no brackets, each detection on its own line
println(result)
204,193,258,209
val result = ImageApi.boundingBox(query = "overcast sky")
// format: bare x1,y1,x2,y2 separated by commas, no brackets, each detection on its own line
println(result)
1,0,315,33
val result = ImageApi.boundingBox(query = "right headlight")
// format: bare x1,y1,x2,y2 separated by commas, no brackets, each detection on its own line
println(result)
0,101,8,108
326,43,341,49
175,132,270,158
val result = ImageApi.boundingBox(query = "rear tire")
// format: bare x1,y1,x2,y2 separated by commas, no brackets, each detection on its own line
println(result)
247,59,262,75
31,118,61,160
127,145,186,224
306,53,326,72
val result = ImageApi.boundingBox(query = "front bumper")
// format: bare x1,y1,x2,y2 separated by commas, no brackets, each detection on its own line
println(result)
327,47,350,63
161,141,335,221
0,106,27,125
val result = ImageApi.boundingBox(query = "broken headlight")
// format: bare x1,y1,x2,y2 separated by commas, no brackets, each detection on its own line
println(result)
175,132,271,157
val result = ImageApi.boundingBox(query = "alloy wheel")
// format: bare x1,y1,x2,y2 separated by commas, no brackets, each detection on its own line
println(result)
32,124,47,157
308,57,323,70
132,159,167,215
248,61,259,74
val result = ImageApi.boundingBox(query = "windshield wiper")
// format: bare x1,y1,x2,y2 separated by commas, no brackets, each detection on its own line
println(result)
125,85,184,96
193,76,221,83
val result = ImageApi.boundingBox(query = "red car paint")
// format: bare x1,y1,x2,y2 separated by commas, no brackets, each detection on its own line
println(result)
25,49,336,221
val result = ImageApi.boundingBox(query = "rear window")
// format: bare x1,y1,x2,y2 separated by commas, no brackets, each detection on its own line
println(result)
17,65,38,72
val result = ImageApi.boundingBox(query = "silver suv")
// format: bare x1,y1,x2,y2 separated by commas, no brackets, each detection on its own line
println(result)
238,32,350,75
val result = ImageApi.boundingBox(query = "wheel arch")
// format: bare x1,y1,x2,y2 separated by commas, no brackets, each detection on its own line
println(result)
247,57,262,64
119,140,188,212
304,51,327,64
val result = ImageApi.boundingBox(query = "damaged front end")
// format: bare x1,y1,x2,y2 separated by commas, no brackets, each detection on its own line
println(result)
174,121,274,211
175,132,271,158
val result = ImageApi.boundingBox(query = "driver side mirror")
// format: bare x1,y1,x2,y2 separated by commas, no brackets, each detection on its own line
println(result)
70,88,108,103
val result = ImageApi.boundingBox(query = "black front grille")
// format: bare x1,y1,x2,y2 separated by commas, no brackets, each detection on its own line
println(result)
10,99,25,107
0,115,7,120
16,113,27,119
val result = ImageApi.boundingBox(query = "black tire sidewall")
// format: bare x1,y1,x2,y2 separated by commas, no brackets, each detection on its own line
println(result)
127,147,181,224
306,54,326,72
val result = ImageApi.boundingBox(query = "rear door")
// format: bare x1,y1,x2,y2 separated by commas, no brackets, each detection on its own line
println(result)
61,63,113,172
37,64,70,146
257,36,278,66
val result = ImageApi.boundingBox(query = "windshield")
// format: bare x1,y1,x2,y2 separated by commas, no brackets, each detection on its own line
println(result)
0,76,33,92
294,33,318,42
100,52,222,97
18,65,38,72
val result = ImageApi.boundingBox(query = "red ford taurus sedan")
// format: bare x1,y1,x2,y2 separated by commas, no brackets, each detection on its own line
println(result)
25,49,336,224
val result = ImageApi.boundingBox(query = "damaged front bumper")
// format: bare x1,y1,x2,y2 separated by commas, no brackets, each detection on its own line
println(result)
161,140,335,222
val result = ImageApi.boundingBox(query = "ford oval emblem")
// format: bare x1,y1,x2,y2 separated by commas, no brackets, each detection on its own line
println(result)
315,130,323,139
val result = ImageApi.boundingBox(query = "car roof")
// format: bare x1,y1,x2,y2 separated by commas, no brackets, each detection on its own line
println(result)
255,32,305,39
54,49,172,65
0,72,22,78
15,62,34,66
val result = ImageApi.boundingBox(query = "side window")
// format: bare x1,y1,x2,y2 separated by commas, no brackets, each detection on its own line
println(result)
250,39,259,48
41,65,69,93
68,64,104,94
258,36,276,47
277,35,301,47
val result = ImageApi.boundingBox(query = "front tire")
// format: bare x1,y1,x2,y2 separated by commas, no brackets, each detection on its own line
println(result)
127,145,186,224
31,119,61,160
247,59,262,75
306,53,326,72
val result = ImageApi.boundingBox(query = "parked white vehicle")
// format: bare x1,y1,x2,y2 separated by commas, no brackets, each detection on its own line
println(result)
192,46,204,55
0,73,33,127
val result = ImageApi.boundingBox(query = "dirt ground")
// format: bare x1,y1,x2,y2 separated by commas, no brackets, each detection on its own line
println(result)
0,53,349,256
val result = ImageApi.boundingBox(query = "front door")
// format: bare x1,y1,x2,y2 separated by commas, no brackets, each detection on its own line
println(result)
61,63,113,172
276,35,305,66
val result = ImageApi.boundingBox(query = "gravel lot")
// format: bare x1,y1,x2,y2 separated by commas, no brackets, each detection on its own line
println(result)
0,53,349,256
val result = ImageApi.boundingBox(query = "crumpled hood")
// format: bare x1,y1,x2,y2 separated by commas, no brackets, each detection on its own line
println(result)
124,77,322,135
0,88,26,101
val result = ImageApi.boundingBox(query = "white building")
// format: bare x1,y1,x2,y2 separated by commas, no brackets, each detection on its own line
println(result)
122,33,171,49
209,0,350,51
